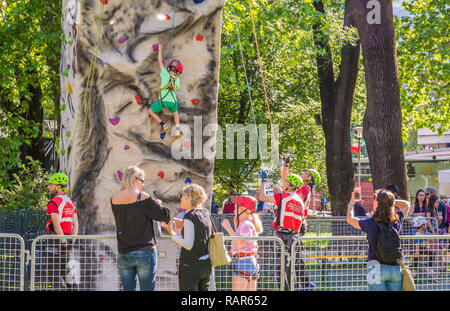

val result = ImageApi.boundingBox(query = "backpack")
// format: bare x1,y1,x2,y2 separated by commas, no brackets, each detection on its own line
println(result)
375,222,402,265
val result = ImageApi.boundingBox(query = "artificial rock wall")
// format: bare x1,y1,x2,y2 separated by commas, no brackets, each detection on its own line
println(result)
60,0,226,234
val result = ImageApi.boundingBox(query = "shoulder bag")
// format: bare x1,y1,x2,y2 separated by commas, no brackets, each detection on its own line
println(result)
208,215,231,267
398,259,416,291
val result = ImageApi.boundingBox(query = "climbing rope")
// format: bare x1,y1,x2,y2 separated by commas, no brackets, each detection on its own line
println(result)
246,0,281,177
67,2,106,195
230,0,265,170
167,0,178,66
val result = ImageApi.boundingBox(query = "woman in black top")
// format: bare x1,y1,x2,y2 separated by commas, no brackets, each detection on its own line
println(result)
161,184,213,291
111,166,170,291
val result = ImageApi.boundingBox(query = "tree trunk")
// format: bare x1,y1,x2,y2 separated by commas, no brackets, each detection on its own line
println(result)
313,0,361,216
349,0,409,199
20,77,45,166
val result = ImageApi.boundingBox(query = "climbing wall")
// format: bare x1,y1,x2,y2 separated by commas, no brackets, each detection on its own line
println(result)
60,0,226,234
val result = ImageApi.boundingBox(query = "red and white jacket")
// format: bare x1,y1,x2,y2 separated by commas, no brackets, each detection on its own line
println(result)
273,192,305,232
46,194,77,235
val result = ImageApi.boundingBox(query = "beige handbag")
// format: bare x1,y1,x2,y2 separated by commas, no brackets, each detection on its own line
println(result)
398,259,416,291
208,215,231,267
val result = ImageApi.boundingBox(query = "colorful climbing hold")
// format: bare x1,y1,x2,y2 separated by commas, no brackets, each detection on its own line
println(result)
117,170,123,181
61,104,66,111
109,116,120,125
60,33,66,42
93,205,99,211
191,99,200,105
66,83,73,95
98,254,106,260
119,37,127,43
152,44,159,52
193,0,204,3
160,132,166,139
135,95,142,105
66,130,71,137
196,34,204,42
185,177,192,184
100,0,108,4
68,40,73,46
157,171,164,179
124,144,130,151
183,141,191,148
156,13,170,21
61,149,66,156
63,70,69,78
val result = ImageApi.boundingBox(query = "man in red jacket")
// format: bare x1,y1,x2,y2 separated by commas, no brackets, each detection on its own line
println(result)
42,173,79,290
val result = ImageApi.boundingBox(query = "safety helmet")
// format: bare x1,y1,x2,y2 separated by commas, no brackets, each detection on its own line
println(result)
412,216,427,228
286,174,303,189
308,169,321,185
168,59,183,73
48,173,69,185
235,195,257,214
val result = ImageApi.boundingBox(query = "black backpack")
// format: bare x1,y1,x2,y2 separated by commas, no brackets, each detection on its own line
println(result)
374,222,402,264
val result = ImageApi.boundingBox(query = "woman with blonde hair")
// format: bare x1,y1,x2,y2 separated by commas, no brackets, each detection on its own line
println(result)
111,165,171,291
161,183,213,291
221,195,263,291
347,188,410,291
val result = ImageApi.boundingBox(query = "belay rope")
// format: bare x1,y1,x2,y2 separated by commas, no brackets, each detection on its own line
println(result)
230,0,281,177
230,0,264,170
247,0,281,176
67,2,106,195
158,0,178,110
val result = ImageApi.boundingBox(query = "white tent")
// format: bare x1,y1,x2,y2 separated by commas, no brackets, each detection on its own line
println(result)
438,169,450,196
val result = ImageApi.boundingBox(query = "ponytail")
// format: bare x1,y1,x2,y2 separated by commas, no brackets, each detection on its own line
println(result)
252,213,263,234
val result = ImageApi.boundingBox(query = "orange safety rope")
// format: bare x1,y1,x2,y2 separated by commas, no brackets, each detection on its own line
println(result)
247,0,281,175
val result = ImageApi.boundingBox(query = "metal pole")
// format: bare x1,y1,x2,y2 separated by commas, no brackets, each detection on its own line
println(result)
358,137,361,187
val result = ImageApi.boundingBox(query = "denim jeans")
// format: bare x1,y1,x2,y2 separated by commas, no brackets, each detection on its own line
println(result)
118,250,157,291
367,262,402,291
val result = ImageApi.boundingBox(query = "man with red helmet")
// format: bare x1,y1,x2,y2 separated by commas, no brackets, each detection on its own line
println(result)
258,170,314,291
148,44,183,138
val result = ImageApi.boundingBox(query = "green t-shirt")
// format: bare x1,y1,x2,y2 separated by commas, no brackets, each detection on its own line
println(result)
160,68,180,103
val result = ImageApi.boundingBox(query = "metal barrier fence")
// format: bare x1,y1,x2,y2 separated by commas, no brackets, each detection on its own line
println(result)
28,234,284,291
3,232,450,291
304,216,440,237
291,235,450,291
216,236,285,291
29,235,180,291
0,234,26,291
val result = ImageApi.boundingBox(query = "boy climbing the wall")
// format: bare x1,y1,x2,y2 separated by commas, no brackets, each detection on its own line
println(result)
148,44,183,138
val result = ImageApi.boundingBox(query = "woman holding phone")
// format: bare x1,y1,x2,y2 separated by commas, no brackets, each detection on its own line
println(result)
347,188,410,291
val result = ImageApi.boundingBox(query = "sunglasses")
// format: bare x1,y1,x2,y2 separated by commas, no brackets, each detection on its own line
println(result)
136,177,144,183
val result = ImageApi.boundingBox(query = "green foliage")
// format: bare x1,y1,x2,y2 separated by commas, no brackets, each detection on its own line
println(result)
215,0,358,196
0,157,50,211
395,0,449,136
0,0,61,188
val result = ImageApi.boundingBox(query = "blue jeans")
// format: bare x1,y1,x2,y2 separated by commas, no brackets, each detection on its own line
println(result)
118,250,157,291
367,262,402,291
